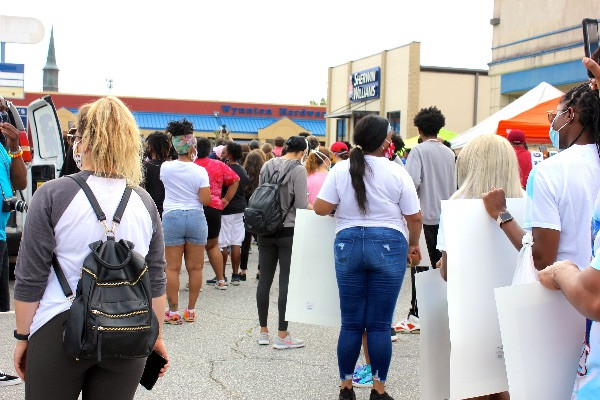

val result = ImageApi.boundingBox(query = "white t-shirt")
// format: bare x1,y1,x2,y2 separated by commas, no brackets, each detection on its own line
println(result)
160,160,210,215
316,155,420,239
524,144,600,270
14,172,166,336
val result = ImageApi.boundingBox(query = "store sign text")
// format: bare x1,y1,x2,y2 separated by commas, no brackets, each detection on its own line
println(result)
349,67,380,103
220,105,324,118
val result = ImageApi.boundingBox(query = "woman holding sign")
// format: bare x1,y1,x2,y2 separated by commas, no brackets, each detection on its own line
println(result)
314,115,422,400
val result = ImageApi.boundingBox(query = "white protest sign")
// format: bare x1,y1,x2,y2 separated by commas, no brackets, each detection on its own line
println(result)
416,269,450,400
416,228,431,267
285,209,340,327
443,198,524,399
495,282,584,400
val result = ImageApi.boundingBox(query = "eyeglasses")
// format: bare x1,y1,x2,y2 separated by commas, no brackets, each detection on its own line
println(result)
66,133,82,142
547,109,567,123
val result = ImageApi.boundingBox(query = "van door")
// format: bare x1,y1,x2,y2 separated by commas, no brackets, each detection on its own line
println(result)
6,96,63,266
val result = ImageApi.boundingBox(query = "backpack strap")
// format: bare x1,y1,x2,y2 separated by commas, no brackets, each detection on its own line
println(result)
68,174,133,224
52,253,74,300
69,174,106,222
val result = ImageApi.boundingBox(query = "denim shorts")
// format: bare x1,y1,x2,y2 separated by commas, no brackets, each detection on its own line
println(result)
162,209,208,246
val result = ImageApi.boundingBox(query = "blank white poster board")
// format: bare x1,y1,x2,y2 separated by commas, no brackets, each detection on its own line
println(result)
443,198,524,399
285,209,341,327
495,282,585,400
416,228,431,267
416,269,450,400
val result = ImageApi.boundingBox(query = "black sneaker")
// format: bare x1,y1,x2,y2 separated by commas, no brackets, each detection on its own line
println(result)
0,371,22,387
390,327,398,342
206,276,227,285
231,274,241,286
369,389,394,400
239,273,247,281
339,387,356,400
206,277,217,285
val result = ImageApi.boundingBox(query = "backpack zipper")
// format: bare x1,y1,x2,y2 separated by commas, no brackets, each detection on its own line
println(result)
91,309,149,318
94,325,151,332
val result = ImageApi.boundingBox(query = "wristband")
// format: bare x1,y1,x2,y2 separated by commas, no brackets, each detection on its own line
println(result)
13,330,29,341
8,147,23,159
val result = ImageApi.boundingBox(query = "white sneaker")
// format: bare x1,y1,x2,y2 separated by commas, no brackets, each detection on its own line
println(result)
257,332,270,345
393,315,420,334
273,334,305,349
0,371,22,387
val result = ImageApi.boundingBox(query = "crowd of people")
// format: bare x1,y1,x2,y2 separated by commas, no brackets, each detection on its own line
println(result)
4,55,600,400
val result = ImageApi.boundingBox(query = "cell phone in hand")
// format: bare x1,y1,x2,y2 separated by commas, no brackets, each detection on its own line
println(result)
140,350,167,390
583,18,600,79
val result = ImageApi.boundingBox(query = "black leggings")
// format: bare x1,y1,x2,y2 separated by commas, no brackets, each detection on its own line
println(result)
25,311,146,400
240,230,254,271
256,234,293,332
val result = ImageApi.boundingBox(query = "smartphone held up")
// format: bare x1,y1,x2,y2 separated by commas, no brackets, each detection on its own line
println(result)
583,18,600,79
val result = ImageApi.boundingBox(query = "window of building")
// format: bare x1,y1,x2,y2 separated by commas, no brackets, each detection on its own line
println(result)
336,119,346,142
387,111,401,133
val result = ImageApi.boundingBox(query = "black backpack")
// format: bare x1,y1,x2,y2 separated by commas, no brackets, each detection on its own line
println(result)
53,174,158,361
244,161,298,236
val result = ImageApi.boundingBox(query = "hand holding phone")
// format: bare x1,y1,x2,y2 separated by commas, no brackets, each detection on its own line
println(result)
140,350,168,390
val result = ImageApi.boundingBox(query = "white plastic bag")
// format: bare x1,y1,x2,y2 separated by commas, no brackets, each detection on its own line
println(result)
510,231,538,285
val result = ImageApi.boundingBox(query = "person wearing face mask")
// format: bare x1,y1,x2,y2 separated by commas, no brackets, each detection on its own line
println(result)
314,115,422,400
60,104,91,177
160,119,212,325
255,136,308,350
305,146,333,207
483,83,600,274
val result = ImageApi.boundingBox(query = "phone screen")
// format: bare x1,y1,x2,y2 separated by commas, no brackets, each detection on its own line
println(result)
586,21,599,57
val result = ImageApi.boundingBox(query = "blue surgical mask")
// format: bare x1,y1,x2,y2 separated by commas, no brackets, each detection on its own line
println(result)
548,110,569,150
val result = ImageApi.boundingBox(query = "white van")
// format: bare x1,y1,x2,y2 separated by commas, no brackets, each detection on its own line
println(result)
4,95,64,270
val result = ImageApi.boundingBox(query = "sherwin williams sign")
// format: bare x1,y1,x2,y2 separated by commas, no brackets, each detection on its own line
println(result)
348,67,380,102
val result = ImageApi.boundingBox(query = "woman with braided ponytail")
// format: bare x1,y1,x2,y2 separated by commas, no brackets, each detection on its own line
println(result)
314,114,422,400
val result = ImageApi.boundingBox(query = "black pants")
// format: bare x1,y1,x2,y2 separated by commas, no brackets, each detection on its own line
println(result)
256,233,293,332
241,231,257,271
408,224,442,318
0,241,9,312
25,311,147,400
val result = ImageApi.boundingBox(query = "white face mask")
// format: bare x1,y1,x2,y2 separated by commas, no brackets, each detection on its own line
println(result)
190,149,198,162
72,140,82,169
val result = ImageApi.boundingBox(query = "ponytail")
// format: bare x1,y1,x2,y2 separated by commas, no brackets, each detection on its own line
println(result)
350,115,389,215
349,146,368,215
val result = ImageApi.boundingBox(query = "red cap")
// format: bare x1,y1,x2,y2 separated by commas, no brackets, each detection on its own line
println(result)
507,129,526,144
330,141,349,154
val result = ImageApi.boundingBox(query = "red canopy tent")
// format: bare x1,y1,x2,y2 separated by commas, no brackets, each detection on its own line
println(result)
496,98,561,144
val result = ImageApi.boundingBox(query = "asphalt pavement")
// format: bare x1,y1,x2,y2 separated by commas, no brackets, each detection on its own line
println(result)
0,243,421,400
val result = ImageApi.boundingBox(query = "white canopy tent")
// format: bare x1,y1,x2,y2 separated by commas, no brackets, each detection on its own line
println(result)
450,82,563,149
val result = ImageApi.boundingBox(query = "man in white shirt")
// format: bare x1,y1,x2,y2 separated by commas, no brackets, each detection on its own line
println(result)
396,106,455,333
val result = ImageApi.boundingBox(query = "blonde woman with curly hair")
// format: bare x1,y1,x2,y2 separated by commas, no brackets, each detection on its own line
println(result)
305,146,332,206
437,134,521,400
13,96,169,399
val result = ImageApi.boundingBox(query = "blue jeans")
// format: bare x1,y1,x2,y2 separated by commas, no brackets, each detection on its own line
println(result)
335,227,408,382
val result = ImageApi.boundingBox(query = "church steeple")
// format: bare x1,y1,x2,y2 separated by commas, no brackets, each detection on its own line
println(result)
43,26,59,92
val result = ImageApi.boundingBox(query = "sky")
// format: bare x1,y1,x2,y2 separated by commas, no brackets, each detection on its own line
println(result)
1,0,494,106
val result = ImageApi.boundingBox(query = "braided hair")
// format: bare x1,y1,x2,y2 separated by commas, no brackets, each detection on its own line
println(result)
146,131,171,161
562,84,600,158
350,114,389,215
